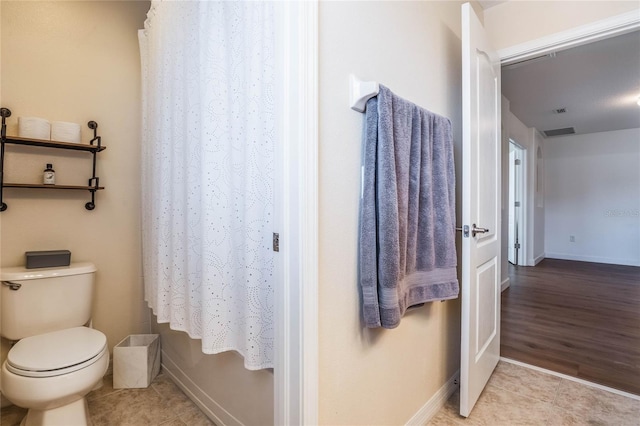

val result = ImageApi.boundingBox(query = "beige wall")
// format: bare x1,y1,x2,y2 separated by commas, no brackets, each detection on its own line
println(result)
318,2,466,424
0,0,149,359
1,2,275,422
318,2,635,423
153,322,274,426
485,1,640,51
0,0,3,408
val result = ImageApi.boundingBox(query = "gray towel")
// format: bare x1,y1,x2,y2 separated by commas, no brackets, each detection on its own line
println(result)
359,85,458,329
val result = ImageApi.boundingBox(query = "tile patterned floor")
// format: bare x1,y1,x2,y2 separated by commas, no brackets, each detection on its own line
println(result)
0,370,216,426
2,361,639,425
429,360,640,426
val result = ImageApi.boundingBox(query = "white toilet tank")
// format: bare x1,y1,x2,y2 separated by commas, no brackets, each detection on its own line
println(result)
1,262,97,341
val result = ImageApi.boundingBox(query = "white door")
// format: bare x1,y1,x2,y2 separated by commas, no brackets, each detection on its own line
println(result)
460,2,502,417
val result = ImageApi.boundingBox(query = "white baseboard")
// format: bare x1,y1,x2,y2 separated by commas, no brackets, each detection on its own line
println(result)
500,357,640,401
545,252,640,267
501,277,510,292
405,370,459,425
526,253,545,266
161,350,242,426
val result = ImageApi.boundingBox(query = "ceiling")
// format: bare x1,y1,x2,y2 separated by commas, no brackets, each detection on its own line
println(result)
501,30,640,137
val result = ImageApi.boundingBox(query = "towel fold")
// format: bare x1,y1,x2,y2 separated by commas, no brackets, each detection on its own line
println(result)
18,117,50,140
51,121,82,143
359,85,458,329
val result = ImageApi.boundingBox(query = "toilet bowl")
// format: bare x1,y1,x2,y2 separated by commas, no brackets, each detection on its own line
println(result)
1,327,109,426
1,262,107,426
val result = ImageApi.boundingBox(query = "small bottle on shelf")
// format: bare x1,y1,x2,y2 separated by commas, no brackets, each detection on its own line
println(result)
43,163,55,185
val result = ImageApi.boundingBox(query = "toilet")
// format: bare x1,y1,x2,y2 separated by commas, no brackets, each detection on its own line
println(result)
0,262,109,426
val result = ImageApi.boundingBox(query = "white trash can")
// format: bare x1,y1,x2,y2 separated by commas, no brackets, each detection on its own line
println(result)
113,334,161,389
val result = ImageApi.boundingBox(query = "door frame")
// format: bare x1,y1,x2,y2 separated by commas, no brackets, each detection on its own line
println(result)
461,5,640,419
507,140,526,267
275,1,319,425
497,10,640,272
499,10,640,64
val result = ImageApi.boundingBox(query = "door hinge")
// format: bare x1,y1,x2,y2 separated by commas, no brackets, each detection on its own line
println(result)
514,201,521,207
273,232,280,252
515,159,521,165
514,243,521,249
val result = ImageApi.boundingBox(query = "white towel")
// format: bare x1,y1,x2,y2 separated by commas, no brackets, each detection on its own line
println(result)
18,117,50,140
51,121,82,143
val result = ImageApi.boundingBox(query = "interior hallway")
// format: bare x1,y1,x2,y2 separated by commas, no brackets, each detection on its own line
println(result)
501,259,640,395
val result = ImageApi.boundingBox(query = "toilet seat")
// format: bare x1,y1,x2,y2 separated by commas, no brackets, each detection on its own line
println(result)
7,327,107,378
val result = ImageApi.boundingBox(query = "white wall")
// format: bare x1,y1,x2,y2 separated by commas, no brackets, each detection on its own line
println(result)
544,128,640,266
532,129,545,264
318,2,465,424
502,99,545,268
500,97,510,284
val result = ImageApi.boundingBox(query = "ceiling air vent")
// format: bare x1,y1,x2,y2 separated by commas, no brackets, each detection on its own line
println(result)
553,108,567,114
543,127,576,137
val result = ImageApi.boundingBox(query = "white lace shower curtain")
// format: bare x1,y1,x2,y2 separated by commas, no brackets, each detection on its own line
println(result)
139,0,276,370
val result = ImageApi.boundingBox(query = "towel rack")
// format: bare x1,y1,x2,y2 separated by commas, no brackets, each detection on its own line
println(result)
349,74,379,113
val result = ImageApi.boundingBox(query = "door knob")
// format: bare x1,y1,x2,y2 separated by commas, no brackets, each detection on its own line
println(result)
472,224,489,238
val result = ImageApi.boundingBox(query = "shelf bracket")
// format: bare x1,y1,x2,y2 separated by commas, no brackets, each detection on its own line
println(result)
86,177,99,210
86,121,100,210
0,107,12,212
88,120,101,148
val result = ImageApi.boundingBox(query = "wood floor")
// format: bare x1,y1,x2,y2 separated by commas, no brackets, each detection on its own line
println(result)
500,258,640,396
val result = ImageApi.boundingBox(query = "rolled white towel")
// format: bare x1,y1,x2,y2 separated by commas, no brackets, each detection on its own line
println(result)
18,117,51,140
51,121,82,143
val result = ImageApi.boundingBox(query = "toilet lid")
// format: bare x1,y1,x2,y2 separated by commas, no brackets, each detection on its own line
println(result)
7,327,107,374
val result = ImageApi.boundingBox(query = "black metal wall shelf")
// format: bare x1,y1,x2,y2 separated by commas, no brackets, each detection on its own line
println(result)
3,183,106,190
3,136,106,152
0,107,106,211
